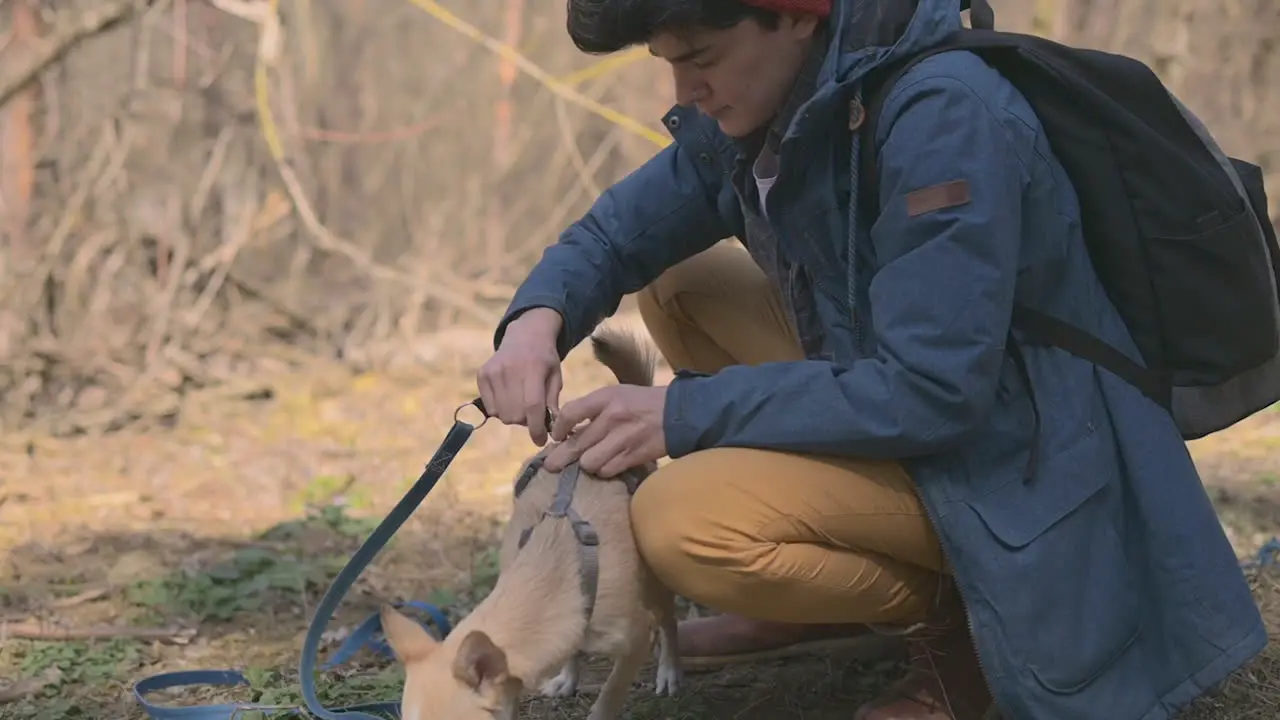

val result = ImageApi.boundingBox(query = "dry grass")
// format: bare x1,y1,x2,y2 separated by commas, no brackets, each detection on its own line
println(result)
1179,567,1280,720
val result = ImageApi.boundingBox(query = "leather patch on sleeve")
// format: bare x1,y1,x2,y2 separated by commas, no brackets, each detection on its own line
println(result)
905,179,972,218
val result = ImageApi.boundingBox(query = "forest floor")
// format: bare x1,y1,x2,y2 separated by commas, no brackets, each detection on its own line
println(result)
2,313,1277,719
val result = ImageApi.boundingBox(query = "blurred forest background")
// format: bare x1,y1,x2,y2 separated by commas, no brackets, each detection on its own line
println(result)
0,0,1276,437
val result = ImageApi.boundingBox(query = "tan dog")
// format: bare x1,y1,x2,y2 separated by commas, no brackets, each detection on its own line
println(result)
381,328,681,720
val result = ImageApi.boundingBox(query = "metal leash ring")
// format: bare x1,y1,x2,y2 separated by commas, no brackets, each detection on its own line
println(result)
461,397,556,434
454,397,491,428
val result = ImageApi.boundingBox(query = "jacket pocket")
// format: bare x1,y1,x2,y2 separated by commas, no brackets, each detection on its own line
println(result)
1145,206,1279,384
964,427,1141,693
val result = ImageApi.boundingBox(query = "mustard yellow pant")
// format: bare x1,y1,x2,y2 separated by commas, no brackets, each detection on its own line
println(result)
631,242,947,625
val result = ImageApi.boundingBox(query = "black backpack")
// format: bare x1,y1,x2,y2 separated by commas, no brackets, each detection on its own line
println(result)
858,18,1280,441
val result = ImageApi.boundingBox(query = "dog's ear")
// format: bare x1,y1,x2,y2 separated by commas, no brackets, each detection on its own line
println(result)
451,630,510,690
380,604,438,663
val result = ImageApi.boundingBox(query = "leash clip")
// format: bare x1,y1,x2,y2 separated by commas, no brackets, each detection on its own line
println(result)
460,397,556,432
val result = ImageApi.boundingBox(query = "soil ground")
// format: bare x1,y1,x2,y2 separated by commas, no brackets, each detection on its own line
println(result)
2,313,1278,719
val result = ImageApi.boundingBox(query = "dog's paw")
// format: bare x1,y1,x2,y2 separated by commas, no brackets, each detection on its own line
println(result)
653,661,682,696
540,664,580,698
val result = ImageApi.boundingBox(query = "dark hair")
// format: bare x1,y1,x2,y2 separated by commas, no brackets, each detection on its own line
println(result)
567,0,782,54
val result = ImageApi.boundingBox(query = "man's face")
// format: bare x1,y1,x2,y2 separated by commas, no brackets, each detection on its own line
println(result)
649,14,820,138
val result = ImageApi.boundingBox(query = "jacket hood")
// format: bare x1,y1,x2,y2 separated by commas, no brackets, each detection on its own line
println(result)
771,0,960,153
827,0,962,80
800,0,963,114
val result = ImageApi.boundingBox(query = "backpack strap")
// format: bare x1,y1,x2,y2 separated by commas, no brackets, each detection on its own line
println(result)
858,31,1023,194
1014,305,1169,406
962,0,996,30
858,45,956,204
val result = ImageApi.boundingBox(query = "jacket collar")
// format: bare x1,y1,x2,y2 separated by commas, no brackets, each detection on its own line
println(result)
733,23,831,163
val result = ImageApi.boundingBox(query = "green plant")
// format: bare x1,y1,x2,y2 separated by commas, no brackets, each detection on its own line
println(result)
18,637,141,685
4,638,145,717
261,503,380,543
123,506,387,623
470,546,501,598
231,665,404,719
293,474,374,515
315,503,380,538
125,545,346,622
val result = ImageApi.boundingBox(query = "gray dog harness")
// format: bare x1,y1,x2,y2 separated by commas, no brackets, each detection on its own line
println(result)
511,456,645,622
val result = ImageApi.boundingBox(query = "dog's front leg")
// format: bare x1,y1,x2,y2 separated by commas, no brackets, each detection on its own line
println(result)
587,639,649,720
539,652,582,697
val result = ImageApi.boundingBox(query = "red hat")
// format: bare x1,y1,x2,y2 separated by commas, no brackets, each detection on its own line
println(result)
740,0,832,16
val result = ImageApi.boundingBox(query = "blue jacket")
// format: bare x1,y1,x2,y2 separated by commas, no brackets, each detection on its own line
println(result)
496,1,1268,717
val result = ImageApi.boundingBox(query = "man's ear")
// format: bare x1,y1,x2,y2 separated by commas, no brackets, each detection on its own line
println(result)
782,12,821,40
380,604,439,663
451,630,511,690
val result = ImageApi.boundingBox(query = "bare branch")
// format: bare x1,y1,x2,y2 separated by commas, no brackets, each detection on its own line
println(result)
0,618,196,642
0,0,153,108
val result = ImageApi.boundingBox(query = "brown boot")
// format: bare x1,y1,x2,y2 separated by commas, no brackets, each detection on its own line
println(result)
854,588,995,720
677,612,904,670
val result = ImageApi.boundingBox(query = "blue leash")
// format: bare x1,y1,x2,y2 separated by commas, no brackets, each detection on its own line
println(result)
134,400,489,719
1242,536,1280,570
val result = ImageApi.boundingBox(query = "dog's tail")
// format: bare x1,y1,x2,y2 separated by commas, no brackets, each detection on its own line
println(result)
590,327,657,388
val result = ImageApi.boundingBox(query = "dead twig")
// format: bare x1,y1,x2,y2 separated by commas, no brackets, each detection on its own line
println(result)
264,118,495,325
47,586,110,609
0,668,61,704
0,373,274,447
1,0,38,262
1,618,196,642
184,200,255,329
207,0,496,326
0,0,154,108
0,587,110,623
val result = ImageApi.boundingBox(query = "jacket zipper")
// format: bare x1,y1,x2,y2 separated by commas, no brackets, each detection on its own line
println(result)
916,492,1003,719
911,335,1036,720
846,79,1002,717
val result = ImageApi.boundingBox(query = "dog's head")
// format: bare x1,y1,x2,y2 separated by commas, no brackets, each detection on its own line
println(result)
381,605,524,720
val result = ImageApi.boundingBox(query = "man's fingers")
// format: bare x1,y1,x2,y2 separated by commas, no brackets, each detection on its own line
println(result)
597,449,636,480
488,372,511,422
551,389,611,442
543,412,611,472
526,411,547,445
541,438,580,474
495,367,530,425
579,430,630,478
528,365,562,447
523,372,550,446
476,373,497,421
542,424,594,472
545,369,563,417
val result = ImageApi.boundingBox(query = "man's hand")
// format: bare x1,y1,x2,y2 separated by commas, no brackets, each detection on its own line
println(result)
477,308,564,446
542,384,668,478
